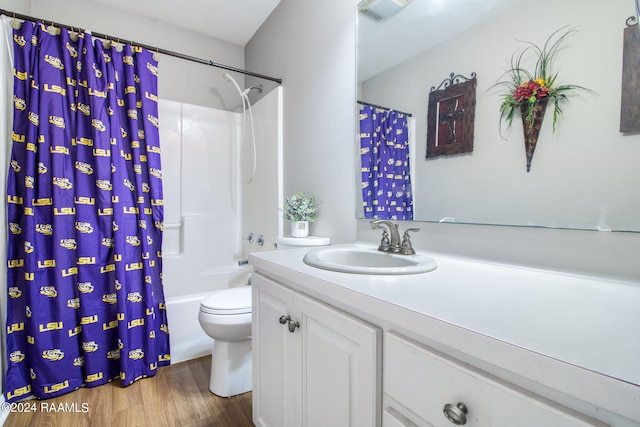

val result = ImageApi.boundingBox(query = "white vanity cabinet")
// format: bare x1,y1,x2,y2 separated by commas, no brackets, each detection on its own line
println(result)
382,332,608,427
252,273,381,427
249,246,640,427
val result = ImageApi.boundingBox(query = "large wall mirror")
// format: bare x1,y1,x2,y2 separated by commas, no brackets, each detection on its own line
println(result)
357,0,640,232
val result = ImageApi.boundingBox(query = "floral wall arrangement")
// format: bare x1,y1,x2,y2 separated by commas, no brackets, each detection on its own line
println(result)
492,27,594,172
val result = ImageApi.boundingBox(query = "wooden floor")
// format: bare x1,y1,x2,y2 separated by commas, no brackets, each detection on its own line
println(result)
4,356,254,427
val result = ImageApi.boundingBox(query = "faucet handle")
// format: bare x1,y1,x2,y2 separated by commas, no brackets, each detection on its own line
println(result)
400,228,420,255
377,229,391,251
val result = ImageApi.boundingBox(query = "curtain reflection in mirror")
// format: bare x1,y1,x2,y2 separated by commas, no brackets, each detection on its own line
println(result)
358,103,413,220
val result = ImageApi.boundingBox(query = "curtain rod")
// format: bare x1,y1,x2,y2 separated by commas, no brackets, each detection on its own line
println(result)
0,8,283,84
357,100,413,117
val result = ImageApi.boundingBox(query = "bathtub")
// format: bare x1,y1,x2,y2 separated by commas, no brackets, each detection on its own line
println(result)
165,266,252,364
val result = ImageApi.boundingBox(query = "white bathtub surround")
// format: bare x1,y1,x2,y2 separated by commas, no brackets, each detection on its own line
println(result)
250,245,640,426
159,91,281,366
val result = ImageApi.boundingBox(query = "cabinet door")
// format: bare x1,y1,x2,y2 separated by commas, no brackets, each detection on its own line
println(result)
384,332,608,427
252,274,297,427
295,292,381,427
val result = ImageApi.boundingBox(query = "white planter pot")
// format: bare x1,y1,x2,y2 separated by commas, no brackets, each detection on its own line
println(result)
290,221,309,238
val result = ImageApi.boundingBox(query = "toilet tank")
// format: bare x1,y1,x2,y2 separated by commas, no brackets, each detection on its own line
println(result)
275,236,331,250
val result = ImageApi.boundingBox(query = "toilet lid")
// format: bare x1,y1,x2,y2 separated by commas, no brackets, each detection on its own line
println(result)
200,286,252,315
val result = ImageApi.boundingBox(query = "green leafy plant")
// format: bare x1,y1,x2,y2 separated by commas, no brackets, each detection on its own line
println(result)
492,27,593,134
283,192,319,222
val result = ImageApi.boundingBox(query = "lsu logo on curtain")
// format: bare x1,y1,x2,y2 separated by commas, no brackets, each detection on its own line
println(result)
77,103,90,116
8,287,22,299
96,180,112,191
36,224,53,236
9,223,21,235
78,282,95,293
65,42,78,58
75,161,93,175
13,95,26,111
42,349,64,361
44,380,70,394
60,239,77,250
91,119,106,132
82,341,98,352
40,286,58,298
101,238,114,248
127,292,142,303
44,55,64,70
126,236,141,246
128,349,144,360
75,222,94,234
49,116,65,129
53,177,73,189
9,351,25,363
102,294,117,304
147,115,159,128
146,63,158,76
13,34,26,47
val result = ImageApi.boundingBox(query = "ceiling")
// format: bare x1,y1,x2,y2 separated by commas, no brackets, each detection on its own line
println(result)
358,0,527,81
82,0,525,78
85,0,282,46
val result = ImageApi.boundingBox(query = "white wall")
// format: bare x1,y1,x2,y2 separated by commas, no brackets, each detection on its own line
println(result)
245,0,359,244
248,0,640,282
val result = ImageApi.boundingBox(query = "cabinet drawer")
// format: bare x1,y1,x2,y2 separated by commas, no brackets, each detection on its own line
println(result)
383,332,607,427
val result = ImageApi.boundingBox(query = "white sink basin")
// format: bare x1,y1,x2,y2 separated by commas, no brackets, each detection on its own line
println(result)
303,246,437,275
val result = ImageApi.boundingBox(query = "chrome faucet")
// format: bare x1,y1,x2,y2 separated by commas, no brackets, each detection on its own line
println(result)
370,220,419,255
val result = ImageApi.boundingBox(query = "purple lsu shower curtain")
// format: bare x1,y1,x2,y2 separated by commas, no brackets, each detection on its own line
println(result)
5,22,170,402
359,104,413,220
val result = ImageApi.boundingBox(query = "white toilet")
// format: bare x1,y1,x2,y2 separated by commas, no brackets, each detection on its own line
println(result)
198,286,252,397
198,236,329,397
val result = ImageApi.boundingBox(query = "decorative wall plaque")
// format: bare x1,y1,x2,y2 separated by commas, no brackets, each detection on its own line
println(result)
620,17,640,132
426,72,477,158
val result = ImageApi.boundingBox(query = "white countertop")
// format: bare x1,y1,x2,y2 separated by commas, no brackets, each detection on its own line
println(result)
249,244,640,392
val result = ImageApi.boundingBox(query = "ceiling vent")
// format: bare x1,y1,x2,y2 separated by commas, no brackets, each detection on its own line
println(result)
358,0,413,21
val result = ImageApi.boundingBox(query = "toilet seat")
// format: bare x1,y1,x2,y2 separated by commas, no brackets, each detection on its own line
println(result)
200,286,252,315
